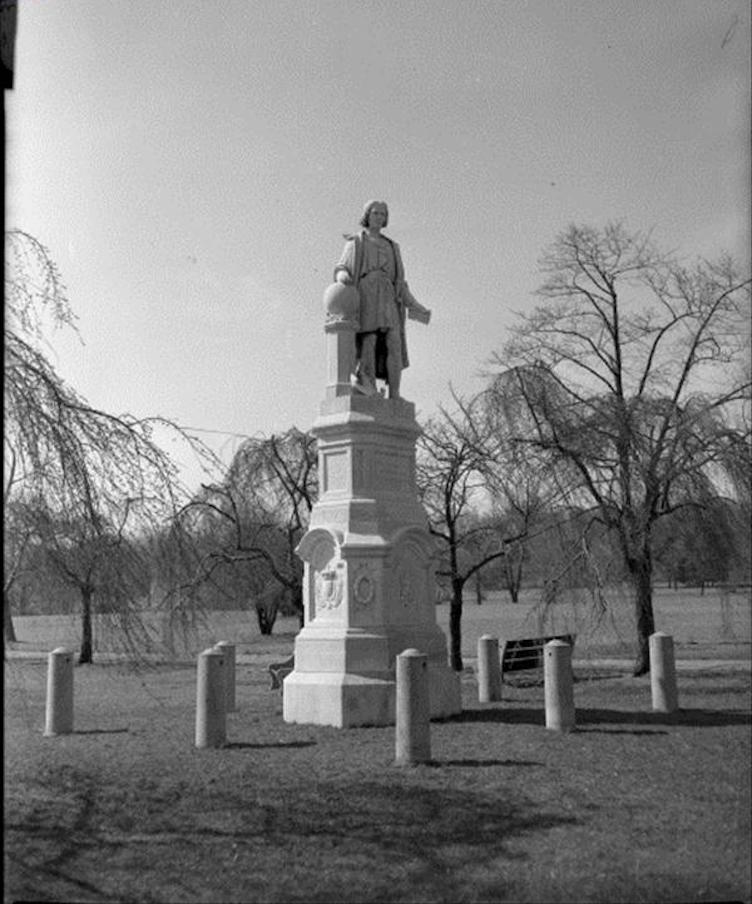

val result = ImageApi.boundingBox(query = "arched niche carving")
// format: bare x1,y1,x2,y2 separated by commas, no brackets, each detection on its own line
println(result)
387,527,436,614
296,528,345,621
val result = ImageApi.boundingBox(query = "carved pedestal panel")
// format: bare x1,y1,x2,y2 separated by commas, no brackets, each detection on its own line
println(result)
283,395,461,727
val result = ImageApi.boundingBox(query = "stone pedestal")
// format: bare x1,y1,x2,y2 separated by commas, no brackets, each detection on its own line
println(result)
283,284,460,727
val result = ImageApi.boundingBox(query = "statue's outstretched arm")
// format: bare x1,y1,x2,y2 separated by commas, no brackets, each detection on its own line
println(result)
401,282,431,325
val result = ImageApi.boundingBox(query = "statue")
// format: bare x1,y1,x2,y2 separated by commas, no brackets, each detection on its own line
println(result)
334,200,431,400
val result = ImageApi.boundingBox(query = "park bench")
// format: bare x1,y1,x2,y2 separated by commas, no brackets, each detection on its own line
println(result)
268,654,295,690
500,633,576,680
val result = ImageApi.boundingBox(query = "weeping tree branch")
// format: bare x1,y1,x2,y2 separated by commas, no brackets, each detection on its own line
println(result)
4,230,220,661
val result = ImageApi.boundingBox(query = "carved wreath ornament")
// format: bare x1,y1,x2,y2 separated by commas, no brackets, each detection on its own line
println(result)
352,563,376,608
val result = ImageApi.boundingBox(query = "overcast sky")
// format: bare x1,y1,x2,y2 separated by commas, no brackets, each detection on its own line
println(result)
6,0,750,491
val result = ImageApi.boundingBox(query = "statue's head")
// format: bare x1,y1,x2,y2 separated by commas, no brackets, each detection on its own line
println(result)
359,200,389,229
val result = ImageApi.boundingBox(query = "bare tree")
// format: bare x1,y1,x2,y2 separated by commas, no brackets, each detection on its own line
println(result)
171,427,317,633
417,397,529,671
4,230,216,659
227,428,317,629
486,222,751,674
32,506,152,663
483,437,569,603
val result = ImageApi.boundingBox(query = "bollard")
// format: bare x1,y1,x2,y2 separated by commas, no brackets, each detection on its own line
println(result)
195,647,226,749
650,632,678,713
44,647,74,736
395,649,431,765
544,640,575,732
214,641,236,713
477,634,502,703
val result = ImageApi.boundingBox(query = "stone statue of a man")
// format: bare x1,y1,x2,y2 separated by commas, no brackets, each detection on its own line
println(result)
334,200,431,400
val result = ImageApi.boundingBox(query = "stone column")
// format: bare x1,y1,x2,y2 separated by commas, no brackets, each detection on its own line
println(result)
195,647,226,748
650,632,678,713
214,641,236,713
44,647,74,736
477,634,502,703
395,649,431,765
544,640,575,732
322,282,359,399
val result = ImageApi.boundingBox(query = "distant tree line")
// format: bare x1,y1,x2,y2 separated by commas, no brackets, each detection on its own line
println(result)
5,225,750,675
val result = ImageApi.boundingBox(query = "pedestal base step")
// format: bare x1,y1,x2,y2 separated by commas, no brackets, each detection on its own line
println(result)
283,665,461,728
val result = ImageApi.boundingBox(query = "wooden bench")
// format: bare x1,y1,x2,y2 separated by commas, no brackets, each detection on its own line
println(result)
268,655,295,690
500,634,576,679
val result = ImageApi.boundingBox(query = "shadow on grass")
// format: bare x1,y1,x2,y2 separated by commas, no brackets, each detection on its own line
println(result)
575,728,668,736
201,780,581,902
8,768,580,904
449,706,751,729
224,740,317,750
73,728,130,735
572,671,629,683
437,758,544,767
580,707,752,728
445,707,545,726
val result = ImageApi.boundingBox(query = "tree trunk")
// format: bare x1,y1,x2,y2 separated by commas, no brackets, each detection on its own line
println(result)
79,588,94,664
504,555,521,603
294,585,304,629
255,602,277,636
4,592,18,645
512,554,525,603
475,572,483,605
449,577,464,671
629,551,655,677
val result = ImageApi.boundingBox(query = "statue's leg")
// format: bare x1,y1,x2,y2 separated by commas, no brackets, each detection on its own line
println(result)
385,328,402,399
359,333,378,393
353,332,364,378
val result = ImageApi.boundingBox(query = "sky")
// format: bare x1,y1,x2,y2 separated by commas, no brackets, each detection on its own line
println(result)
6,0,750,492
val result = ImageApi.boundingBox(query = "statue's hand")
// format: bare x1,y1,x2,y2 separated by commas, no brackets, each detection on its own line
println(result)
407,305,431,325
335,271,352,285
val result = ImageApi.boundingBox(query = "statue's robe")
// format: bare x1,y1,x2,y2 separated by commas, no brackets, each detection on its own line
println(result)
334,230,410,380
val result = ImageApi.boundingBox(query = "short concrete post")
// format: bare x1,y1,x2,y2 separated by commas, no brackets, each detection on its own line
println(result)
395,649,431,765
214,641,236,713
195,647,226,749
477,634,502,703
544,640,575,732
650,632,678,713
44,647,74,736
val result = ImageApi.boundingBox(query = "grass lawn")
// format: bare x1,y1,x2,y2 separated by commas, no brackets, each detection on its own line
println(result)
6,587,751,902
5,655,751,903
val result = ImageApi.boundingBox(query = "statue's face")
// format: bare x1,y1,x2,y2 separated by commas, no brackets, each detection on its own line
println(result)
367,204,388,229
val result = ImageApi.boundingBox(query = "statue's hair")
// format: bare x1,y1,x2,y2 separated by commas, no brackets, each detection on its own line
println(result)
359,200,389,228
